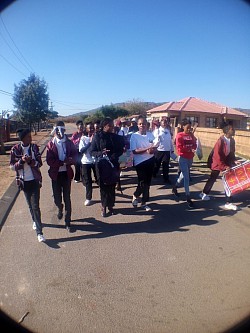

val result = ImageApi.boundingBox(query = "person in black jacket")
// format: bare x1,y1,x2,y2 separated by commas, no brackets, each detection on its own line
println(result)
89,117,124,217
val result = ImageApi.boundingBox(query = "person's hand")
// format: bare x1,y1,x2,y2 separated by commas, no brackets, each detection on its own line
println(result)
64,157,73,165
29,159,36,167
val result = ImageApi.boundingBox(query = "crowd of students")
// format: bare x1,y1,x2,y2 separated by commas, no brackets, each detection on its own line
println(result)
9,116,239,243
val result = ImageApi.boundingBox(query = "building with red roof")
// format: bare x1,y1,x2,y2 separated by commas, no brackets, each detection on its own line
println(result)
146,97,247,129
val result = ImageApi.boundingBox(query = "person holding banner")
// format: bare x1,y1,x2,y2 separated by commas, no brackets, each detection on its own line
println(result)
199,122,239,210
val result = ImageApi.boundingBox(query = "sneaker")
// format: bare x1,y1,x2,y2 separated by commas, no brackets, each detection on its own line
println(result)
141,204,152,211
84,199,91,206
224,203,237,211
132,195,138,207
187,199,194,209
74,180,81,183
172,186,180,198
66,225,72,232
37,234,46,242
32,222,37,230
199,192,210,201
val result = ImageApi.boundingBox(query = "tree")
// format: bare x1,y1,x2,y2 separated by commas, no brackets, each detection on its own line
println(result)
124,99,150,116
100,104,129,120
13,73,49,132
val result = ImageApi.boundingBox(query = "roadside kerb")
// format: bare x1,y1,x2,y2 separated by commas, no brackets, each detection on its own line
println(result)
0,137,50,230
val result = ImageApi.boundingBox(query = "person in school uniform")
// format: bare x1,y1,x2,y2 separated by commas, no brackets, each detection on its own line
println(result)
71,120,84,182
9,128,45,242
46,121,77,232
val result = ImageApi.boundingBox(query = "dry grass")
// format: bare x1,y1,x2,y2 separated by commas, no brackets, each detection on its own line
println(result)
0,131,50,199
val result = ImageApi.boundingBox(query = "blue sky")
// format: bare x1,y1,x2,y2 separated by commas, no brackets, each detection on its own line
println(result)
0,0,250,116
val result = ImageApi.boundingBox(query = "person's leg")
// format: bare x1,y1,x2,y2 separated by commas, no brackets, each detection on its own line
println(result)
202,170,220,194
29,180,43,235
179,157,191,197
52,175,64,218
153,151,163,177
23,181,35,222
74,152,82,182
62,175,72,227
82,164,93,201
141,157,155,206
162,151,171,182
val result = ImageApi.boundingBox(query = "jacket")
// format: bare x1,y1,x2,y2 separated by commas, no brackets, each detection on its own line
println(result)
211,136,236,171
46,136,77,181
89,131,124,167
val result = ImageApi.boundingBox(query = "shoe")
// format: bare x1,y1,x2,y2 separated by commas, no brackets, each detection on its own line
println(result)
84,199,91,206
74,180,81,183
187,199,194,209
172,186,180,198
108,207,115,215
66,225,72,232
199,192,210,201
224,203,237,211
101,207,107,217
57,204,64,220
37,234,46,242
132,195,138,207
32,222,37,230
141,204,152,212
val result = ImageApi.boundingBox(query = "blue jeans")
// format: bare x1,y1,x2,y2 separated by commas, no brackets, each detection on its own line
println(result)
176,156,193,197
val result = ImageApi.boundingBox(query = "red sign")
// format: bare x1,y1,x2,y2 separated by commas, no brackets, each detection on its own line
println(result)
222,161,250,196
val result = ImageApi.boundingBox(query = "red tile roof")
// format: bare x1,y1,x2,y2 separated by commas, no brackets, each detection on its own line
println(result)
147,97,247,117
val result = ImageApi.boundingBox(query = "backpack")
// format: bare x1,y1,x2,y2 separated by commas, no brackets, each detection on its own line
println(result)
96,156,120,185
207,137,224,169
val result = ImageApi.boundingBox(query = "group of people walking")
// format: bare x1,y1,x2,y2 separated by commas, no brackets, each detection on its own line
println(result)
9,115,239,243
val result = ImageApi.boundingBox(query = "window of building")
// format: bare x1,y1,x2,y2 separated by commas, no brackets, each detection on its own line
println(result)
206,117,218,128
186,116,199,126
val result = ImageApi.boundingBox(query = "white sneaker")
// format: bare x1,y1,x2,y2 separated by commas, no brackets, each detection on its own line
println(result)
32,222,37,230
224,203,237,211
84,199,91,206
199,192,210,201
37,234,46,242
141,204,152,211
132,196,138,207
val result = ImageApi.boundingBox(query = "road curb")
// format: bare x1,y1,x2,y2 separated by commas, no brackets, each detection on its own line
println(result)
0,137,50,231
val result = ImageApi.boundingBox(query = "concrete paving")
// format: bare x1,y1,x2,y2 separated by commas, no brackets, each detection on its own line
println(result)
0,123,250,333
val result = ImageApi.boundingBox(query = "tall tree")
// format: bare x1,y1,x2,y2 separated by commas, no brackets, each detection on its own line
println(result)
13,73,49,131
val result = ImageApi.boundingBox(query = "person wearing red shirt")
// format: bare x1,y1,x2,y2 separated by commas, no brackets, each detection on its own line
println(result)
172,118,197,208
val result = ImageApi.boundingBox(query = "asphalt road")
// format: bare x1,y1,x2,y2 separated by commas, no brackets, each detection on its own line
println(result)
0,123,250,333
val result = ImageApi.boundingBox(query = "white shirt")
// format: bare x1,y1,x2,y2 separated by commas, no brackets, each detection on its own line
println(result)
79,136,94,164
118,126,129,136
223,136,231,156
130,131,157,166
22,145,35,181
54,136,67,172
153,126,174,152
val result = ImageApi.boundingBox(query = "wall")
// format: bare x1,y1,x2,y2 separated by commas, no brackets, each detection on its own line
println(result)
194,127,250,159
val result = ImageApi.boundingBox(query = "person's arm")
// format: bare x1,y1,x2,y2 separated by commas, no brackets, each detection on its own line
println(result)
9,145,24,171
89,134,103,158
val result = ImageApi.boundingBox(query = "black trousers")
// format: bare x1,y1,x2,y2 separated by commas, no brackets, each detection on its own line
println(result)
52,171,72,225
134,157,155,204
203,169,232,203
23,180,43,235
154,151,171,180
81,163,95,200
74,152,82,181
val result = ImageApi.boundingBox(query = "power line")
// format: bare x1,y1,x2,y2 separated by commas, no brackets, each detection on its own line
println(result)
0,14,34,73
0,89,13,96
0,53,27,76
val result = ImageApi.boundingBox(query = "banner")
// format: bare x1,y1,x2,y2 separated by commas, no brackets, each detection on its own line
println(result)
222,160,250,197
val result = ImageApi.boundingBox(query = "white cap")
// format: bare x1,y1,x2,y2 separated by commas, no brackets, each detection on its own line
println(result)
131,118,136,122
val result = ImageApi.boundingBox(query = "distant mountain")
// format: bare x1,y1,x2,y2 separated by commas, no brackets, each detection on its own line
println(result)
234,108,250,116
69,101,163,117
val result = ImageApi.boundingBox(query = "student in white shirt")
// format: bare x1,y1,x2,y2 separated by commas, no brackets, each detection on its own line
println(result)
153,119,174,184
130,115,158,211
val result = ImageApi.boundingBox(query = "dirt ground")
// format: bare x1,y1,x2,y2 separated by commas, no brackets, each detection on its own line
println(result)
0,131,50,199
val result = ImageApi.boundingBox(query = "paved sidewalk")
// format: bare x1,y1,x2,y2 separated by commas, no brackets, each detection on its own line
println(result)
0,124,250,333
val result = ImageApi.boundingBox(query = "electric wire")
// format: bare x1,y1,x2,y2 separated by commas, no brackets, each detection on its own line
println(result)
0,14,34,73
0,53,27,76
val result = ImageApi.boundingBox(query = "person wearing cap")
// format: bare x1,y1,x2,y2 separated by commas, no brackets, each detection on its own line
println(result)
71,120,84,183
46,121,77,232
128,118,139,134
9,128,45,242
